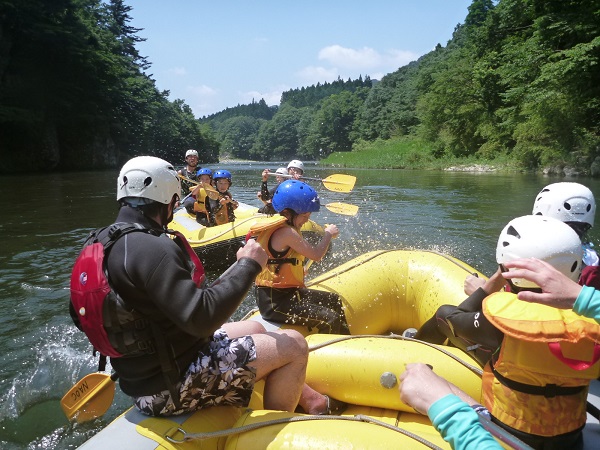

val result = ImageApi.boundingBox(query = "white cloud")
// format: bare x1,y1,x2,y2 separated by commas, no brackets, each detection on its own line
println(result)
241,85,290,106
319,45,381,69
385,49,420,68
168,66,188,76
182,85,220,117
296,66,339,84
317,44,419,72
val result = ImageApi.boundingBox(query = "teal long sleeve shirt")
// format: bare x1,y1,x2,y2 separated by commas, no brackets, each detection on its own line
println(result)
426,287,600,450
574,285,600,322
429,394,500,450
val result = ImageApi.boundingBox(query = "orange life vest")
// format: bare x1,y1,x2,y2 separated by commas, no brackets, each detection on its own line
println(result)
254,222,305,289
482,291,600,436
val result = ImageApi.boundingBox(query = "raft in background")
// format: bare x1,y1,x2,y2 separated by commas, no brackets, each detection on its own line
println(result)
77,250,600,449
169,202,324,270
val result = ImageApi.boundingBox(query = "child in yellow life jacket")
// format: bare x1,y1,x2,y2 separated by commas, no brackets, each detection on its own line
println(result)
206,170,238,226
254,180,350,334
191,168,214,226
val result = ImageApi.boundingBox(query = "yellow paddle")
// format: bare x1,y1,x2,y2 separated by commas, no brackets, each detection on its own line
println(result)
324,202,359,216
178,174,220,200
268,173,356,193
178,174,217,191
60,372,118,422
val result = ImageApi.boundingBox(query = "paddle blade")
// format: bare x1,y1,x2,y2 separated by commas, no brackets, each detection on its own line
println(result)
178,173,198,185
325,202,359,216
269,172,356,193
61,373,116,423
322,174,356,193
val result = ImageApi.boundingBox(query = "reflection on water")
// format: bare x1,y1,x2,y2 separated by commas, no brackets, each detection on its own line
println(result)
1,165,600,449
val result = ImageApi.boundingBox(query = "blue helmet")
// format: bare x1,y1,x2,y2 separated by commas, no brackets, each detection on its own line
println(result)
197,168,213,178
272,180,320,213
213,169,232,185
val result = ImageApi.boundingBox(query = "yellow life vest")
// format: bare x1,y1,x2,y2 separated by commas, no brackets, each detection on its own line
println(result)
254,221,305,289
193,188,208,214
482,291,600,436
207,191,237,226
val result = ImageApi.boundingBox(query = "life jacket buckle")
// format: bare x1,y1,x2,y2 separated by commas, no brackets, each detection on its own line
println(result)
134,318,148,330
137,340,155,354
543,383,559,398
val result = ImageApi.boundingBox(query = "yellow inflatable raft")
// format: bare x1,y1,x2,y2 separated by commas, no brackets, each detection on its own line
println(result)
78,250,533,450
168,202,324,270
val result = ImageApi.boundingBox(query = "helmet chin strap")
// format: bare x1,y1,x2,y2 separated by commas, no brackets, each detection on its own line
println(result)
281,209,297,227
162,195,179,227
499,263,544,294
505,278,542,295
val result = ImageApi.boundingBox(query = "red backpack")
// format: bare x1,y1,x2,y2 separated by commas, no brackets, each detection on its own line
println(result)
70,223,205,358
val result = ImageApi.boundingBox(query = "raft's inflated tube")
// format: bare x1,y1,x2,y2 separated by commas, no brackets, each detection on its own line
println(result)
308,250,482,335
305,334,483,411
225,409,448,450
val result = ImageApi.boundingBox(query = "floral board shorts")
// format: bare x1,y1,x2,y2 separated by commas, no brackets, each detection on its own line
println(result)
134,328,257,417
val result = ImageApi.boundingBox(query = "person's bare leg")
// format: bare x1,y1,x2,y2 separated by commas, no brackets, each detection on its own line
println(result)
249,330,308,411
297,384,328,414
222,320,266,338
223,321,327,413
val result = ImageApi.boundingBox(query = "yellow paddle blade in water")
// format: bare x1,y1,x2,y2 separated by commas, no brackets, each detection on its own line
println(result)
324,202,359,216
61,372,116,422
267,173,357,193
321,174,356,193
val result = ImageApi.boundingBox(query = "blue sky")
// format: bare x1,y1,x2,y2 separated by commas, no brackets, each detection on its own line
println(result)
127,1,474,118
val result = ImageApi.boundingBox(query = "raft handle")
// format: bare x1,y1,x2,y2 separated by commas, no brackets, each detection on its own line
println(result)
165,426,187,444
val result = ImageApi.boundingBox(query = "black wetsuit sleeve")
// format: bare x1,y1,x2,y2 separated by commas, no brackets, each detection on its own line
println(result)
445,288,504,351
144,250,261,337
110,232,262,339
260,181,270,200
455,287,488,312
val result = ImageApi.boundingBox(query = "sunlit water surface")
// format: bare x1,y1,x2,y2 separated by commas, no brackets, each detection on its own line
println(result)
2,163,600,449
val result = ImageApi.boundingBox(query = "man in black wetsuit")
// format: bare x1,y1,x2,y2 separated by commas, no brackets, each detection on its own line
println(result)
70,156,337,417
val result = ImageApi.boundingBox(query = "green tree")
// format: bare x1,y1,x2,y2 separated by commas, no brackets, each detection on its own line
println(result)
251,104,303,160
217,116,263,159
304,89,368,157
0,0,212,172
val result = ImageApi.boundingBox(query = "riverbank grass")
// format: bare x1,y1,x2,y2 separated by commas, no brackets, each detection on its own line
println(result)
321,137,515,171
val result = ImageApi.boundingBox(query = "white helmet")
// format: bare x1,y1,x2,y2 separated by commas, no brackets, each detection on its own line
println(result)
532,182,596,230
287,160,304,173
496,215,582,288
185,149,199,158
117,156,181,204
275,167,287,175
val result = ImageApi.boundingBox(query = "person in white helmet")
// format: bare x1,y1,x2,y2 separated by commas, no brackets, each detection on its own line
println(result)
464,182,600,295
412,216,599,450
287,159,304,180
177,149,201,214
257,167,287,214
532,182,600,287
414,215,584,368
69,156,340,418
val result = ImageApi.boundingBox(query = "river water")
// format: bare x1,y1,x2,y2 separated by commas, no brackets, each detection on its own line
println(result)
1,162,600,449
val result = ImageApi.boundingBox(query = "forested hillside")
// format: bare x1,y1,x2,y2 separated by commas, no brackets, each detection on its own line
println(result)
205,0,600,173
1,0,599,173
0,0,218,173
